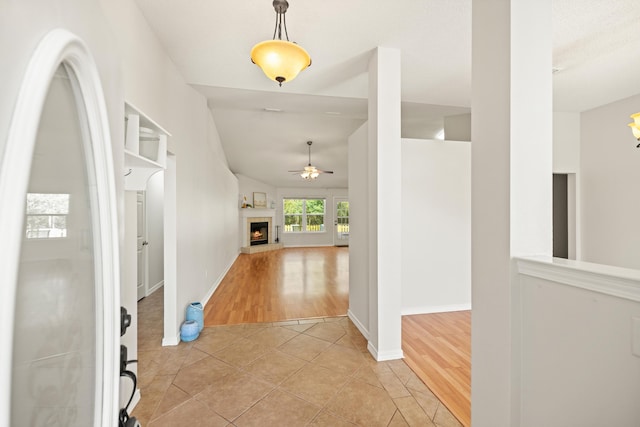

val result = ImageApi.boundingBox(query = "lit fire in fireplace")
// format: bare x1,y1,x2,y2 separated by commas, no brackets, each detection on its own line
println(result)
249,220,269,246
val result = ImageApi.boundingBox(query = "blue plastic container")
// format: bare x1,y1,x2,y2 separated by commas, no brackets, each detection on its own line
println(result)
180,320,199,342
186,302,204,332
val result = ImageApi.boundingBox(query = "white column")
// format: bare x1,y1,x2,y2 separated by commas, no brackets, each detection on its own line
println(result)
471,0,552,425
367,47,403,360
163,153,178,345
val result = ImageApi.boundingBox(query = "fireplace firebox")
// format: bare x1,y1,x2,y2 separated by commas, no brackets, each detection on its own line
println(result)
250,221,269,246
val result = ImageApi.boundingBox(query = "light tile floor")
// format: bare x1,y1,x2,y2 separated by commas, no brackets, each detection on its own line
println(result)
132,289,463,427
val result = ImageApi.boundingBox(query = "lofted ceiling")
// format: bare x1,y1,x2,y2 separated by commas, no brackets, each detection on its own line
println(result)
134,0,640,188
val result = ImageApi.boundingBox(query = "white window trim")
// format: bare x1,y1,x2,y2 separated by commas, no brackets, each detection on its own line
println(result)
283,198,327,233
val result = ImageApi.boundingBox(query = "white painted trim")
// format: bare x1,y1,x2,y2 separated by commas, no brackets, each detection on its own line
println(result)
163,153,178,349
515,256,640,302
367,342,379,360
202,253,239,307
239,208,276,217
367,341,404,362
283,244,334,248
377,349,405,361
0,29,119,427
401,304,472,316
162,334,181,347
347,309,370,340
147,280,164,296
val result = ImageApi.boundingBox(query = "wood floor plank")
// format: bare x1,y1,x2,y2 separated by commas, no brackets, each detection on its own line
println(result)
203,247,349,325
204,247,472,426
403,312,471,427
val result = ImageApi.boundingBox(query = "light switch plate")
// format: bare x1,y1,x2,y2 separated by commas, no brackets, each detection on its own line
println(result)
633,316,640,357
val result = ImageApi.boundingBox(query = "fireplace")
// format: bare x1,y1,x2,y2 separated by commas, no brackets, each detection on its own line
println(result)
250,221,269,246
239,209,281,254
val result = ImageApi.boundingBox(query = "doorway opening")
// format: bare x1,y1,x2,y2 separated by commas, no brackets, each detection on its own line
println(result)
553,173,577,259
334,197,350,247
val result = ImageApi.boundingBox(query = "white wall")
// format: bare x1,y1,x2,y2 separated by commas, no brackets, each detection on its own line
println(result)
275,187,348,247
100,0,240,340
236,173,277,209
517,258,640,427
581,93,640,270
401,139,471,314
348,123,369,336
471,1,553,425
553,112,581,260
553,112,580,173
444,113,472,142
146,171,164,292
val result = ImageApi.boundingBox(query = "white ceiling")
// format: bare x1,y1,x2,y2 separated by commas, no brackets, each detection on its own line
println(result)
134,0,640,188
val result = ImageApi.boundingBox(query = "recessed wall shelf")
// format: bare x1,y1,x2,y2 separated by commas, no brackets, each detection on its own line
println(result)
124,102,171,190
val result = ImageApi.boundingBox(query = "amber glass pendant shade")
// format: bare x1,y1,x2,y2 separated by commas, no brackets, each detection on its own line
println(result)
251,40,311,86
251,0,311,86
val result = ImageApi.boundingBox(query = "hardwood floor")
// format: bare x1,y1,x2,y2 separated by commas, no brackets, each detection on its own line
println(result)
204,246,472,426
203,247,349,325
402,311,471,427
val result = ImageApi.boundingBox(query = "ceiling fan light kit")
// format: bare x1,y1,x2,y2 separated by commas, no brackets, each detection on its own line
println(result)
289,141,333,180
301,166,320,180
250,0,311,86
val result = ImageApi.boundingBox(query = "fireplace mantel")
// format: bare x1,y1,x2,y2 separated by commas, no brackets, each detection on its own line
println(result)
239,208,276,218
238,208,283,253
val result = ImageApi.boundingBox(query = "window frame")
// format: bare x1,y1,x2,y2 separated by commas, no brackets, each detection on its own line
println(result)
283,198,326,233
25,192,70,239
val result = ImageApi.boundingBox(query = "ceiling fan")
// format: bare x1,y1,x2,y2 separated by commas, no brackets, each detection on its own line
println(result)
289,141,334,180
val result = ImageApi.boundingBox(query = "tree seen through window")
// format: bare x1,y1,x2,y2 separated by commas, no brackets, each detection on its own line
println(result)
283,198,325,232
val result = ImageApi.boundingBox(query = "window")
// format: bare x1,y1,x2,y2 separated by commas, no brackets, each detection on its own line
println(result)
25,193,69,239
283,198,325,232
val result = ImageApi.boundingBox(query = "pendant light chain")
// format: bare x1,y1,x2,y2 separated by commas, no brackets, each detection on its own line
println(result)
272,13,278,40
283,13,289,41
272,7,290,41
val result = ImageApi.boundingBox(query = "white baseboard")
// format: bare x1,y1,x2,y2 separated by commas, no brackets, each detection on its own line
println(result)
347,309,370,340
401,303,471,316
146,280,164,296
367,341,404,361
201,252,239,307
162,333,180,347
283,244,334,248
349,310,406,362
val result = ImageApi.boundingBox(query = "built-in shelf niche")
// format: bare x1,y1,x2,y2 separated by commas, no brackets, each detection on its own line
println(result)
124,102,171,190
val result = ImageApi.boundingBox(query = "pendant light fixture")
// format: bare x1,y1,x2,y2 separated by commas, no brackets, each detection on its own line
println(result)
250,0,311,86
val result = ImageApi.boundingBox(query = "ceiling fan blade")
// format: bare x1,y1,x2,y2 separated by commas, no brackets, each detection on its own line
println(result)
287,142,334,177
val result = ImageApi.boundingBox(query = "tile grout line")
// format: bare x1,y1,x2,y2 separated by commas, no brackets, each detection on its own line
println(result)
137,292,458,427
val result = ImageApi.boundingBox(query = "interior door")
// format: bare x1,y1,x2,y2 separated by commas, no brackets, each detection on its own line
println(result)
334,197,350,246
137,191,147,300
0,30,120,426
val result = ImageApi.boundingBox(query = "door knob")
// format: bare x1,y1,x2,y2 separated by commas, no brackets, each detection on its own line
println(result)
142,241,148,246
